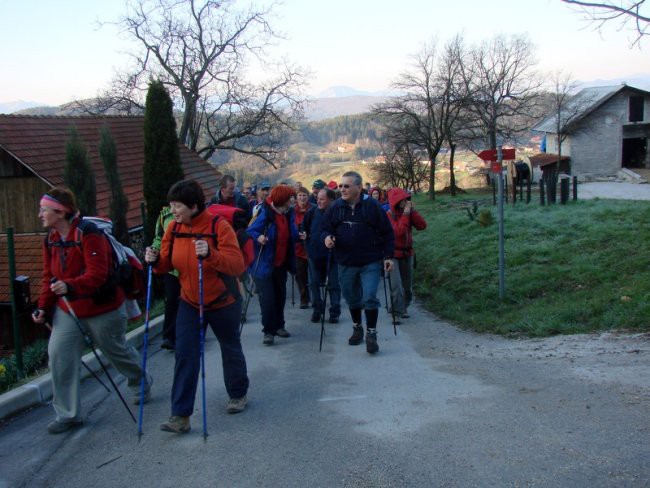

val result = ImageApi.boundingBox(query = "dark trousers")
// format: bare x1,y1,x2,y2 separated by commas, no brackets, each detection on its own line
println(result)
308,256,341,317
254,266,287,335
172,299,249,417
295,257,310,306
162,273,180,344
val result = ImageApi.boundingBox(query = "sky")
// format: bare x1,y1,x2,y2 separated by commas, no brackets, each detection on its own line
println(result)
2,0,650,106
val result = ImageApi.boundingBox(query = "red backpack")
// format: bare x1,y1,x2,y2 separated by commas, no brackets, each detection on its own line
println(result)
205,204,255,268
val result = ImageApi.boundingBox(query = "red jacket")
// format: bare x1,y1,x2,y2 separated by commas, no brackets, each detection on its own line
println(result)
386,189,427,259
155,209,245,310
293,202,312,259
39,217,125,318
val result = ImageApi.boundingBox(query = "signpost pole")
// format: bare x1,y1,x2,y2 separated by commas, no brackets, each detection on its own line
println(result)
497,146,505,300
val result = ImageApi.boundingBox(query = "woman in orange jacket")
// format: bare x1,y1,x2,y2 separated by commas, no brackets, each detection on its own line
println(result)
145,179,248,434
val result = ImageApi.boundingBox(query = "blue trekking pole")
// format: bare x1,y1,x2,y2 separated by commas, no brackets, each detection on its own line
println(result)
198,256,208,441
137,265,154,440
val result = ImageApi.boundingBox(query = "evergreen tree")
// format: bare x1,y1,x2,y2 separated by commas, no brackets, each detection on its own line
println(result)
64,125,97,215
99,125,131,246
143,79,184,243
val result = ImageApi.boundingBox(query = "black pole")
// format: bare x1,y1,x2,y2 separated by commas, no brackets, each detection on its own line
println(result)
572,176,578,201
539,179,545,206
560,177,570,204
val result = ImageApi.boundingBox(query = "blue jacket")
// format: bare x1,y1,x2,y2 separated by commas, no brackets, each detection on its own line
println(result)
303,205,329,262
246,203,298,278
321,197,395,266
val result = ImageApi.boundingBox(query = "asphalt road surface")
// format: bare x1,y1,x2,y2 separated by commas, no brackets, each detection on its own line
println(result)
1,285,648,488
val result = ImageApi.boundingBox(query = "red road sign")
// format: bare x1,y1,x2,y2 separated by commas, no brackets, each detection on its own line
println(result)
478,148,516,162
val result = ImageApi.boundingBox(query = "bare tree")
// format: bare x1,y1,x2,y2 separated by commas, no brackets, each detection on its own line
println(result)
372,138,429,192
373,39,468,200
461,34,543,151
561,0,649,46
91,0,307,167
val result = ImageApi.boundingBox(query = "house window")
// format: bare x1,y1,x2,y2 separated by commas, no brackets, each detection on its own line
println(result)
629,96,644,122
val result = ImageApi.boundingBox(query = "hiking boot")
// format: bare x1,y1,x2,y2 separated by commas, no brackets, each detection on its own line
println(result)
160,339,175,350
401,312,410,319
47,419,83,435
132,374,153,405
310,312,321,323
160,416,191,434
366,329,379,354
263,333,274,345
348,325,364,345
328,315,339,324
226,396,247,414
275,328,291,338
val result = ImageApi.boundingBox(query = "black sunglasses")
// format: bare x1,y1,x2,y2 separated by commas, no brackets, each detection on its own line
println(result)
340,184,353,189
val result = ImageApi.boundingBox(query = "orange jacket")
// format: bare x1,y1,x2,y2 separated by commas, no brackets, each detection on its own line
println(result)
155,210,245,310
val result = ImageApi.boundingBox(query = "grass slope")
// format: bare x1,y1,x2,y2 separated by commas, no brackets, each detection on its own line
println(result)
413,192,650,336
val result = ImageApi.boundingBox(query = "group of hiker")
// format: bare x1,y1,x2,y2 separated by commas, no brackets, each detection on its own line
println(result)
31,170,426,436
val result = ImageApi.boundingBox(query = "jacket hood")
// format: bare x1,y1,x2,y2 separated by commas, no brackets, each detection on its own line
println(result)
388,188,410,210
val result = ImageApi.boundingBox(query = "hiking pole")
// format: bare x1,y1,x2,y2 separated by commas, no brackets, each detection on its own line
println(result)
40,319,110,393
137,265,154,440
240,225,269,333
51,279,136,423
291,273,295,307
386,271,398,336
198,256,208,441
319,251,332,352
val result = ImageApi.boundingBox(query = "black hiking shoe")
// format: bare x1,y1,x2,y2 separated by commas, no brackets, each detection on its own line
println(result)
310,312,321,323
328,315,339,324
348,324,364,345
366,329,378,354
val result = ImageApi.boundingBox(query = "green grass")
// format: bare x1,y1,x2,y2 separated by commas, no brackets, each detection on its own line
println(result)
412,192,650,336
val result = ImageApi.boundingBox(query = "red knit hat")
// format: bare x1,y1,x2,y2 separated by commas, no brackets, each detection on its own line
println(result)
327,180,338,190
269,185,295,206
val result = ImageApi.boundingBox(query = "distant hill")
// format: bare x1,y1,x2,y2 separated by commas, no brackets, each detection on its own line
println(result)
304,95,388,121
577,74,650,91
0,100,49,114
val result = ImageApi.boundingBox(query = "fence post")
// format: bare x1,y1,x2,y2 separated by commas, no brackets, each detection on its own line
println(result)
6,227,24,378
572,176,578,201
539,180,545,205
560,177,570,204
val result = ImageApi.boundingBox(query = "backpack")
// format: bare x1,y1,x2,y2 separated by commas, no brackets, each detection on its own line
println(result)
46,216,146,302
206,204,255,268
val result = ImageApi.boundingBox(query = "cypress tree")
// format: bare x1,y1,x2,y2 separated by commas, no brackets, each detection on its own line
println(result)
64,125,97,216
143,80,184,243
99,125,131,246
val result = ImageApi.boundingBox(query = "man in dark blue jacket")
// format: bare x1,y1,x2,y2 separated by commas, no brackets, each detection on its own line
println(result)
322,171,394,354
303,187,340,324
211,174,252,220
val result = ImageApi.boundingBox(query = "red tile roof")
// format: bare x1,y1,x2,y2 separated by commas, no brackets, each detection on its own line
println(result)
0,233,46,304
0,115,221,228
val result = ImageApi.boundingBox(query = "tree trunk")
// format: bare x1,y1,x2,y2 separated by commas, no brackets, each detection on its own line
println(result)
428,157,436,201
449,143,457,197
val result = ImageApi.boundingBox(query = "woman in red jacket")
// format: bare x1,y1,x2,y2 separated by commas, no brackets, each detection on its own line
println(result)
145,179,248,434
32,187,151,434
294,186,313,308
386,188,427,319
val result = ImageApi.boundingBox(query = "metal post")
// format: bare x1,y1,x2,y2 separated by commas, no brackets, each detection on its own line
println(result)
497,147,505,300
572,176,578,201
6,227,24,377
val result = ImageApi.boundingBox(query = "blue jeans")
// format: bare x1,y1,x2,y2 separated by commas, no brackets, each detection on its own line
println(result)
254,266,287,335
172,299,249,417
308,257,341,317
338,261,382,311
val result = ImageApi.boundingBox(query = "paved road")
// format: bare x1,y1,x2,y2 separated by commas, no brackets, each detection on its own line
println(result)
1,289,648,487
578,181,650,200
